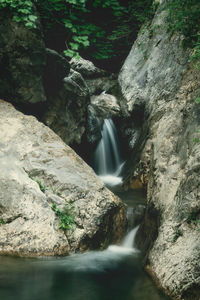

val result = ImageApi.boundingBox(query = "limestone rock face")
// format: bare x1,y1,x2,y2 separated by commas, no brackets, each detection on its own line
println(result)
119,7,190,114
70,57,106,78
91,93,120,118
0,12,46,104
0,100,126,257
119,4,200,300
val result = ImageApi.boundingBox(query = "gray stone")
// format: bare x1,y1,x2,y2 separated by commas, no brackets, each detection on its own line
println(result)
91,93,121,118
70,57,107,78
85,76,118,96
119,4,200,299
0,100,126,256
118,8,190,113
70,56,118,96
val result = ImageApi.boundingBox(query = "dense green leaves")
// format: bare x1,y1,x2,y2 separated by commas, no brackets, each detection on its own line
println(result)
0,0,155,68
166,0,200,63
0,218,5,225
0,0,37,28
50,203,75,231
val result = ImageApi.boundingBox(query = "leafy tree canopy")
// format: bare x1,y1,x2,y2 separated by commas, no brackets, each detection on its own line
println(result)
0,0,155,71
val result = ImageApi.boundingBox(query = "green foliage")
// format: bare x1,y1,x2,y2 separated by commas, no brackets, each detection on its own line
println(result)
0,218,5,225
0,0,37,28
186,210,200,225
195,97,200,104
0,0,156,65
31,177,45,193
50,203,75,231
166,0,200,64
51,187,62,197
173,228,182,243
193,137,200,144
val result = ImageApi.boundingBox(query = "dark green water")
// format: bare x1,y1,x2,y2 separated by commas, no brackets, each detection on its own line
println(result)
0,251,169,300
0,188,170,300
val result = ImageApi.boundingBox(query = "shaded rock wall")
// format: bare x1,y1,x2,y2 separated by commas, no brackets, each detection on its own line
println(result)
43,67,90,146
0,12,46,104
0,12,90,147
119,4,200,300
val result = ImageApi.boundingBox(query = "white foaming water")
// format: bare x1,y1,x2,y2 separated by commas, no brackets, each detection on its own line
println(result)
94,118,124,187
45,226,139,273
108,226,140,255
121,225,139,248
99,175,122,186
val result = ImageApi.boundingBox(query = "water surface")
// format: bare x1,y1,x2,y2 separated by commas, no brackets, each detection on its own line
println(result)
0,250,169,300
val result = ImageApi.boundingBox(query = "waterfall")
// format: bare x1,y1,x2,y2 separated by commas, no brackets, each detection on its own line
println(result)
94,118,124,186
108,226,139,254
121,226,139,248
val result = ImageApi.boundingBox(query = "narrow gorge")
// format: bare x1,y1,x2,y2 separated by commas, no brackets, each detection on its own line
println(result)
0,1,199,300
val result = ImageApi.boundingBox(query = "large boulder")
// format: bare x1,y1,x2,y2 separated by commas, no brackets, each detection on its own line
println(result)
70,57,107,78
0,12,46,104
119,4,200,300
0,100,126,257
70,57,117,96
91,93,121,118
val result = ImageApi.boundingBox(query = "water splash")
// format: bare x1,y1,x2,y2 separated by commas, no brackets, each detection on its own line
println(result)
121,225,139,248
94,118,124,186
108,226,140,255
44,226,140,273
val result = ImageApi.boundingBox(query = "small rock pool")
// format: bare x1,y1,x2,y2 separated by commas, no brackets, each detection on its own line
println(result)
0,189,170,300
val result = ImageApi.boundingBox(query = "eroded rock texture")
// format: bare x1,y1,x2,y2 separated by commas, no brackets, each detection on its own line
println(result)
0,100,126,257
119,5,200,300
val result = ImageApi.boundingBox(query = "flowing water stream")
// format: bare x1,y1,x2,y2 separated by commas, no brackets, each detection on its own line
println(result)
0,227,169,300
0,118,170,300
94,118,125,186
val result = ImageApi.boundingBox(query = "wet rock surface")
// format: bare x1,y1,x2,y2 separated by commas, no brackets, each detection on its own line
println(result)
0,100,126,256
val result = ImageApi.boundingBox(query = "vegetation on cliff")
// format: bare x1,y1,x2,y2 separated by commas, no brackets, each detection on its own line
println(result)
167,0,200,65
0,0,200,70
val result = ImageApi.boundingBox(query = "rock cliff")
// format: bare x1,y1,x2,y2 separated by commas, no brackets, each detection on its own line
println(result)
0,100,126,256
119,4,200,300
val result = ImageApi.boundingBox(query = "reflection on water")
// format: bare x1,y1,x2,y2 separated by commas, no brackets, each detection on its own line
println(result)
0,247,170,300
110,186,147,208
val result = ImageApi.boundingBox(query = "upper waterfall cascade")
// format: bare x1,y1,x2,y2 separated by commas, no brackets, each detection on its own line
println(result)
93,118,124,186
